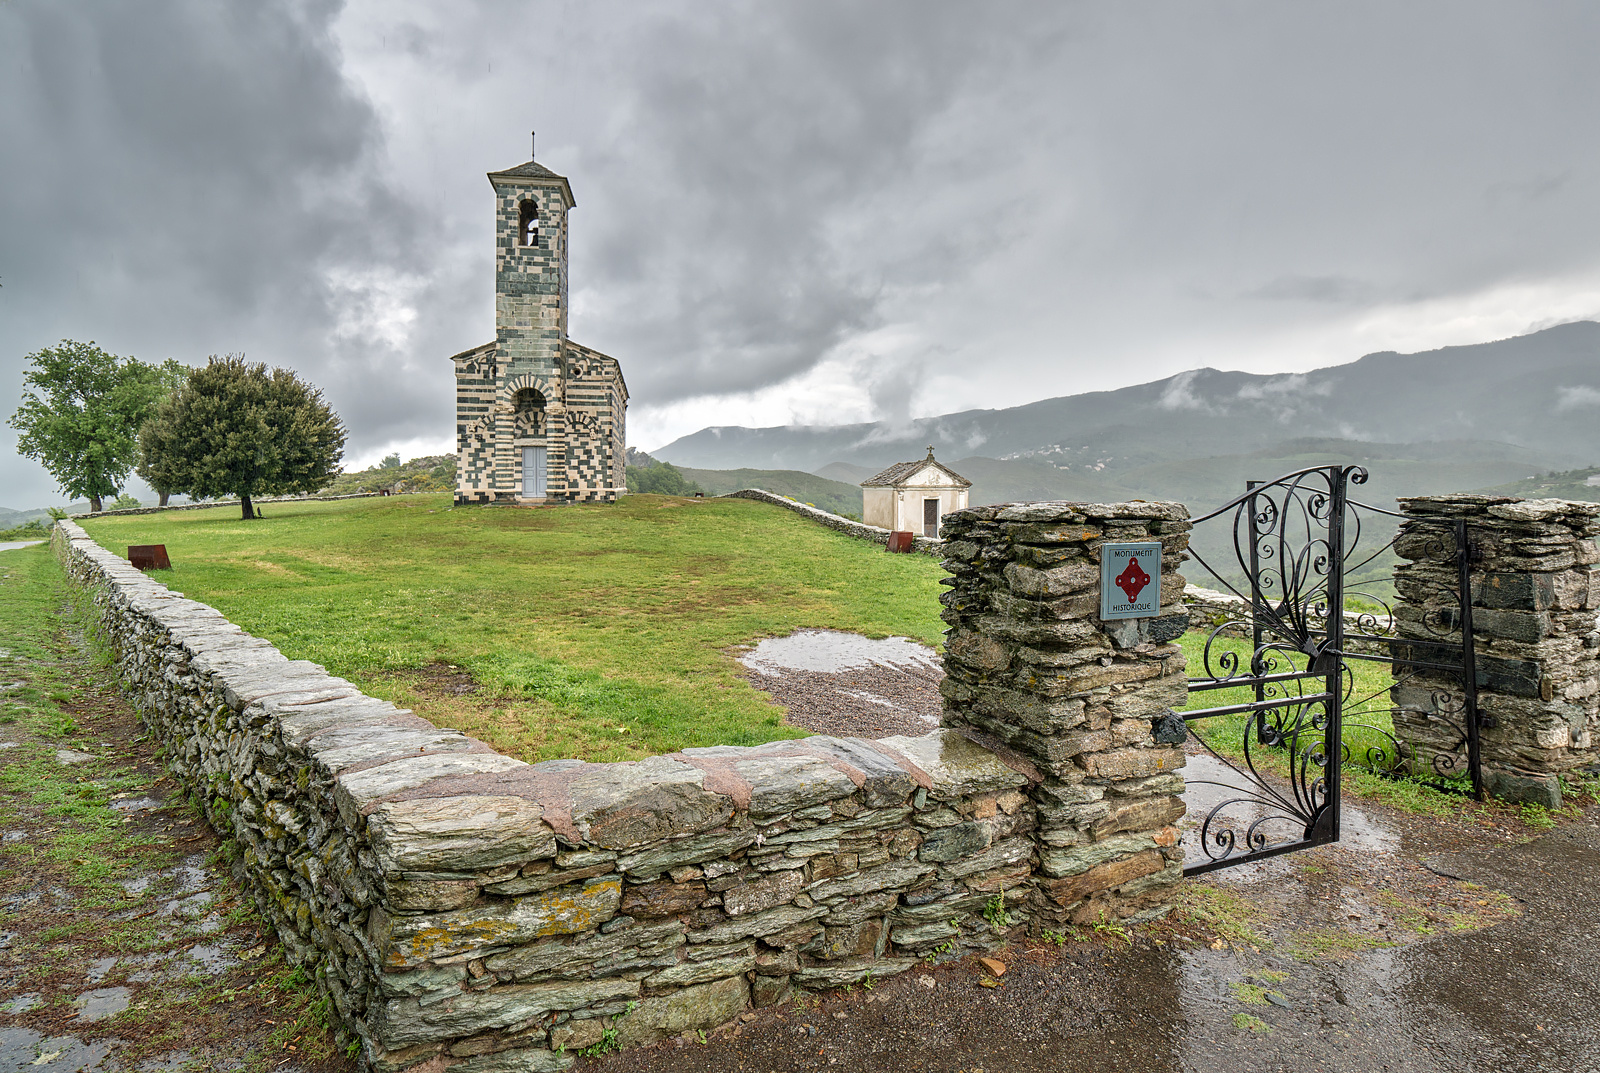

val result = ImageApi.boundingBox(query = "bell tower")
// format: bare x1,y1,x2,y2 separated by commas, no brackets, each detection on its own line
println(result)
484,134,576,499
451,134,628,506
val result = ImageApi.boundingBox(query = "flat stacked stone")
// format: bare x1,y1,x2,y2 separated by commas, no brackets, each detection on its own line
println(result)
1394,495,1600,806
936,502,1190,924
53,521,1045,1072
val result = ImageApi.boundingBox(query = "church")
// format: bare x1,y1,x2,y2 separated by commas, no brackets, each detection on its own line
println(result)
450,137,628,504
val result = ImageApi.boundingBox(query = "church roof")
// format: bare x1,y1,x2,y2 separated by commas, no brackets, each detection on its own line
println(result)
861,450,972,488
487,159,576,206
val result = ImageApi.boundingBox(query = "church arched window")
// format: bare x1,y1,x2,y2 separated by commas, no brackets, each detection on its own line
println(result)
513,387,546,436
518,200,539,247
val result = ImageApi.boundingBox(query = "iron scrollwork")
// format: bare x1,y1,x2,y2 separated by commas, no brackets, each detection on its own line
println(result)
1181,468,1483,875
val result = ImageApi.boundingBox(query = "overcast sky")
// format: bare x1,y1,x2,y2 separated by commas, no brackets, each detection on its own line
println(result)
4,1,1600,507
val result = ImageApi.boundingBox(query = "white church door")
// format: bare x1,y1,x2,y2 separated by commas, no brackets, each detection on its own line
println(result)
522,446,547,498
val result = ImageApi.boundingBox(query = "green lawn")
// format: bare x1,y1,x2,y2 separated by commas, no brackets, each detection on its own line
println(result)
80,493,946,763
1179,629,1409,776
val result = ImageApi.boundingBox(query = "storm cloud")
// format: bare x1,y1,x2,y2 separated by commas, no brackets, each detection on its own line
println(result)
4,1,1600,506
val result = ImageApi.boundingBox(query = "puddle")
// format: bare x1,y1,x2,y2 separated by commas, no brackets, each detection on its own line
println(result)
0,743,18,751
0,993,39,1014
171,857,210,895
739,630,940,676
55,749,96,765
109,796,164,813
3,893,39,913
72,986,130,1022
0,542,45,553
1180,753,1399,877
186,944,236,975
2,831,24,842
85,957,118,985
122,953,171,985
0,1026,115,1069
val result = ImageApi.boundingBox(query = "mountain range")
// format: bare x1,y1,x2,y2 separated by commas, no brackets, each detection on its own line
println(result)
653,322,1600,506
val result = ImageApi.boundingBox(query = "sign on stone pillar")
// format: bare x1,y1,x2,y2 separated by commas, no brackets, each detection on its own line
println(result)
937,502,1191,924
1396,494,1600,807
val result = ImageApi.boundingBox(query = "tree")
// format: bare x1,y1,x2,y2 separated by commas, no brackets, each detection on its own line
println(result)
8,341,180,512
626,461,703,496
149,355,345,520
133,360,194,506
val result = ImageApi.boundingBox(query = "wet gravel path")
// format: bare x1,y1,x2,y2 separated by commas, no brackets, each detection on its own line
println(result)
736,630,945,740
585,807,1600,1073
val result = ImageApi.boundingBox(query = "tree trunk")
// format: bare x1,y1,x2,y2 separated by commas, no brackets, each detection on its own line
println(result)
158,492,170,507
89,496,103,513
241,493,255,520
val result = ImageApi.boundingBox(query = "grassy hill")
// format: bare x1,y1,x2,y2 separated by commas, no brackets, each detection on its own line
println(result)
79,494,942,763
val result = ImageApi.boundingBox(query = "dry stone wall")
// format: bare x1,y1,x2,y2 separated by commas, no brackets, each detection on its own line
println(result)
54,520,1070,1072
717,489,944,555
936,502,1191,924
1394,495,1600,806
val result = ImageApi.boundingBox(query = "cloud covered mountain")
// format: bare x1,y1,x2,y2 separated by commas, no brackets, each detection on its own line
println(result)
653,322,1600,478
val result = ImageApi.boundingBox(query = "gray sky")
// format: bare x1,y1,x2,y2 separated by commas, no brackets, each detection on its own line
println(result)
4,1,1599,507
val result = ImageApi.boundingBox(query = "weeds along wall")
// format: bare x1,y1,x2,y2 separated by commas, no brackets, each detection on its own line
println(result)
51,520,1050,1071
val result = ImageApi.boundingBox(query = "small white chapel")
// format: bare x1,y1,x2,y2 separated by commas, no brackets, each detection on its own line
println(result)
860,448,972,537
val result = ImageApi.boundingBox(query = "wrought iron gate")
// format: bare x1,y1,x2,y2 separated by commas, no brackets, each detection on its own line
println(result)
1180,465,1483,875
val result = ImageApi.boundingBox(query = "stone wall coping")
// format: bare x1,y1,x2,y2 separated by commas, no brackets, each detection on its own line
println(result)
54,516,1058,1067
947,501,1191,523
65,513,1026,818
717,488,944,554
1398,493,1600,525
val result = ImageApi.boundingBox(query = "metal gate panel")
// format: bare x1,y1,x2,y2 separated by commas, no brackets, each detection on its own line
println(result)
1180,466,1482,875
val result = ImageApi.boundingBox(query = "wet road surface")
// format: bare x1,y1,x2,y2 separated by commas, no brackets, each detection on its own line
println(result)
586,813,1598,1072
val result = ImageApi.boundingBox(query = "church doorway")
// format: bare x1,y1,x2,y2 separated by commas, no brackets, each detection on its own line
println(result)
522,446,547,498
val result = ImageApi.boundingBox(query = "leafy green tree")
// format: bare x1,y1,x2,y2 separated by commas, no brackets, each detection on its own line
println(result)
152,355,346,520
378,452,401,469
110,494,142,510
626,461,703,496
133,360,195,506
8,340,181,512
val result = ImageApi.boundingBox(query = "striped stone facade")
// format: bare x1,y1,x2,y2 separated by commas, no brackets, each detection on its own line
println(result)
453,155,628,505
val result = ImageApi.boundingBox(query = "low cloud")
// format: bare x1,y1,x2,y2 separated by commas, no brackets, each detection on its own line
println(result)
1556,385,1600,411
1158,370,1218,413
1249,275,1376,305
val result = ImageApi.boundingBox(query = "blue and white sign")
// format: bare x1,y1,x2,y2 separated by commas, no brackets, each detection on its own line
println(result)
1100,542,1163,620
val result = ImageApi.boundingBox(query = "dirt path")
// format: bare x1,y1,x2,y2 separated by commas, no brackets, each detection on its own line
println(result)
581,795,1599,1073
0,543,354,1072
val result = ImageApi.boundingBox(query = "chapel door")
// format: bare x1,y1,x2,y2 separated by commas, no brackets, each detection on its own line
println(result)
923,498,939,537
522,446,547,498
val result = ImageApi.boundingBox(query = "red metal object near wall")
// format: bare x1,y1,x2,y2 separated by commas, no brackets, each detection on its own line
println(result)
127,545,172,570
886,530,915,553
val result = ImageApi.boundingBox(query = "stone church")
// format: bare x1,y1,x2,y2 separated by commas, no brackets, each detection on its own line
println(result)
451,139,628,504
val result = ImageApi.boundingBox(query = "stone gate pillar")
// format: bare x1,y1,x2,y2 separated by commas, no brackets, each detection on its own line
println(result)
936,502,1191,924
1396,495,1600,807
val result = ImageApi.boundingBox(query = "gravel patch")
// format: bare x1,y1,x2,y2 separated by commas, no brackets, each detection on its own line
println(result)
737,630,946,739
